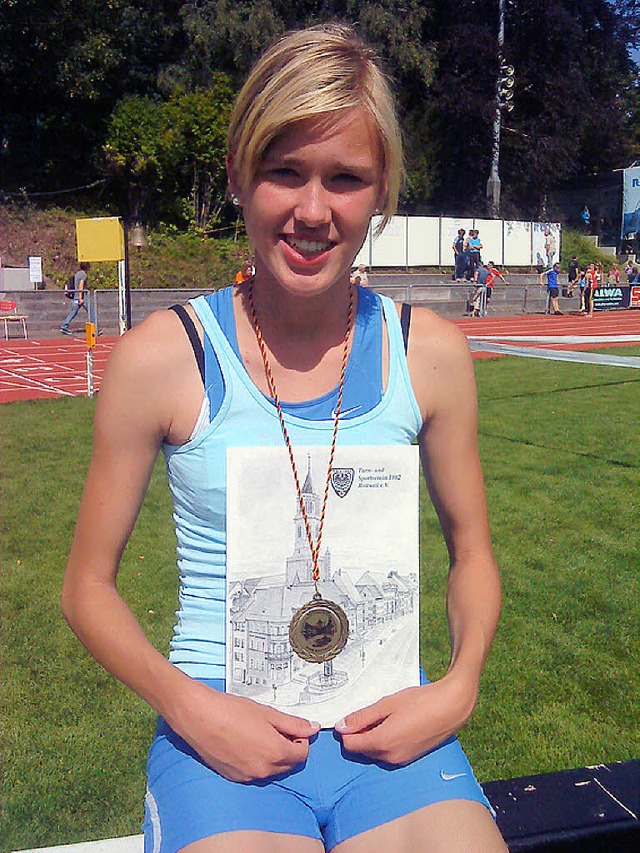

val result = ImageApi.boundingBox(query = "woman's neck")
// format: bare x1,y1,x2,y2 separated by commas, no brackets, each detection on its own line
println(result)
234,273,356,389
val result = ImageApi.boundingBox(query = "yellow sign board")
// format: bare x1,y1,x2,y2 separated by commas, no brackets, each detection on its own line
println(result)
76,217,125,262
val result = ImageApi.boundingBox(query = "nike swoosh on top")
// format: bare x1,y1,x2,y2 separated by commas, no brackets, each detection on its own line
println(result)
439,771,468,782
332,405,360,418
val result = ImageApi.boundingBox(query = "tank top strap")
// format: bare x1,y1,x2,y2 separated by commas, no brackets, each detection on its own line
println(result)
378,295,422,435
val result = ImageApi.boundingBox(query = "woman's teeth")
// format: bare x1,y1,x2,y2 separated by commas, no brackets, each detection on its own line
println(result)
285,237,332,254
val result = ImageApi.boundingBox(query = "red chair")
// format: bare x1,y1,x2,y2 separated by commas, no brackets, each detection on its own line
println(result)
0,300,29,339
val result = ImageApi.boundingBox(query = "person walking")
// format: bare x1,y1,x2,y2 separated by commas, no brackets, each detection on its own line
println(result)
60,262,93,335
61,24,506,853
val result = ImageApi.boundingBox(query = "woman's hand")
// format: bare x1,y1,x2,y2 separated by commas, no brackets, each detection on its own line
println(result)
168,679,321,782
334,674,477,766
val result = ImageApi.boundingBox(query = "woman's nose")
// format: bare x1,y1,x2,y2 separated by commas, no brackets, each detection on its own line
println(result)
294,179,331,227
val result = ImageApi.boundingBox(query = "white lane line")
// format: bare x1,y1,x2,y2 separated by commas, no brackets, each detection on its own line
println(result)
469,342,640,368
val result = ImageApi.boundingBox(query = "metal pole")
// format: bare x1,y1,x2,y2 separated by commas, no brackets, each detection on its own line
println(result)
487,0,505,218
86,349,94,397
123,221,132,331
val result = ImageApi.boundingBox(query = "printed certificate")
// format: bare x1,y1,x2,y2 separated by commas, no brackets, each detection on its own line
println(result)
226,445,420,728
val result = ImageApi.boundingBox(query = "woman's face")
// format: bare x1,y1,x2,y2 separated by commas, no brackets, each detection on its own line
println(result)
231,109,386,299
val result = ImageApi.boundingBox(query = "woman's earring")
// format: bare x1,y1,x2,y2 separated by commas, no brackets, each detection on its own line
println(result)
231,195,240,206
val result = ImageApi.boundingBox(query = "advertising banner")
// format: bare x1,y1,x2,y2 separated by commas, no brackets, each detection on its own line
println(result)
592,286,631,312
629,286,640,308
621,166,640,240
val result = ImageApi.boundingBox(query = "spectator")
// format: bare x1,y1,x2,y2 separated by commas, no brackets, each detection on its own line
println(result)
543,226,557,266
485,262,509,307
567,255,579,296
607,264,620,285
584,262,597,317
470,261,490,316
466,229,482,281
578,267,588,313
350,263,369,286
234,259,254,286
452,229,466,281
540,262,562,315
580,205,591,233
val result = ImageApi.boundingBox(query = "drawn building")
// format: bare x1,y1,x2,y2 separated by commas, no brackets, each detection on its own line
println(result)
229,458,417,690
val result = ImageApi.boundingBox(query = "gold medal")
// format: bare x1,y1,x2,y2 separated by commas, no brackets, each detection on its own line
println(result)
289,594,349,663
249,283,354,665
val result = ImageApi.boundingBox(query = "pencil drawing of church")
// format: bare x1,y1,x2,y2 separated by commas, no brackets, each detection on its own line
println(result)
228,456,418,702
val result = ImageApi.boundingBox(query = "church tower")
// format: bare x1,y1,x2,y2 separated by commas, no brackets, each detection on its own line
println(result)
286,455,330,585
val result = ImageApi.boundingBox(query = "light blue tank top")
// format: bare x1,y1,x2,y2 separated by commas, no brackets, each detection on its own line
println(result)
162,293,422,679
202,284,383,420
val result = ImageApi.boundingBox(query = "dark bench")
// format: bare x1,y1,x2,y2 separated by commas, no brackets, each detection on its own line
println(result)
483,759,639,852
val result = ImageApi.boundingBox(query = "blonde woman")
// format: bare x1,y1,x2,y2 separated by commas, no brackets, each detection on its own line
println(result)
62,24,506,853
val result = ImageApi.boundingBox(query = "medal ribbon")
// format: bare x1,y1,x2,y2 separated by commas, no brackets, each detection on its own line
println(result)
248,282,354,593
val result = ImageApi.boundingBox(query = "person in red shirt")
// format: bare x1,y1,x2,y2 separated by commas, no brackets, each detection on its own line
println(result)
484,262,509,307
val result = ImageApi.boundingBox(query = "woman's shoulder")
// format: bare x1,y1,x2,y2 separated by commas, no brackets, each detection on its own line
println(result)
400,304,471,364
102,309,200,406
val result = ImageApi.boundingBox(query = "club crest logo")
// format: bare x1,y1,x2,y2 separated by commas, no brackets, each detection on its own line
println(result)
331,467,354,498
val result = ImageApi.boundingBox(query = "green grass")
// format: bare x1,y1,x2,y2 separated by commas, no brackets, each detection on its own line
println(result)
1,352,639,850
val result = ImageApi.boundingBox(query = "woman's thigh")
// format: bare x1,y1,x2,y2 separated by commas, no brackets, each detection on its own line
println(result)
333,799,507,853
180,831,324,853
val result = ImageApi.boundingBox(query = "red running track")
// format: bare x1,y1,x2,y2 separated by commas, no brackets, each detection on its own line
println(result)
0,336,115,403
1,312,639,404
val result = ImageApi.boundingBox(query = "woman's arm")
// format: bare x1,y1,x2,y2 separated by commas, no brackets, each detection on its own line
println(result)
337,309,501,764
61,311,318,781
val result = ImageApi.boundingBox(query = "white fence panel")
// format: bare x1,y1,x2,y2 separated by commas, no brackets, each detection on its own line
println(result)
353,226,371,269
503,221,532,266
351,216,560,270
472,218,503,266
370,215,406,267
407,217,440,266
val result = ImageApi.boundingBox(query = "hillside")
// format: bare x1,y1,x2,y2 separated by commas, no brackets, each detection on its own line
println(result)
0,204,250,291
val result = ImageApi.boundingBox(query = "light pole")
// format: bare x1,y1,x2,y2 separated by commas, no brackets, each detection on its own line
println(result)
486,0,514,218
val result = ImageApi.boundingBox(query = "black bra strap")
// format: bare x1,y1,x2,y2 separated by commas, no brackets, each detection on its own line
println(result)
169,304,205,385
400,302,411,354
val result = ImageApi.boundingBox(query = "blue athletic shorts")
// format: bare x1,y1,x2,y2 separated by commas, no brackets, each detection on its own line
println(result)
143,678,493,853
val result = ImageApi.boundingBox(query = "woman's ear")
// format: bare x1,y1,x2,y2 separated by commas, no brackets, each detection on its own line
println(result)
375,174,389,218
226,154,243,206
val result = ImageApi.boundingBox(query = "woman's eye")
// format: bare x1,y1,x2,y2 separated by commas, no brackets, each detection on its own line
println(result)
269,167,298,180
333,173,363,186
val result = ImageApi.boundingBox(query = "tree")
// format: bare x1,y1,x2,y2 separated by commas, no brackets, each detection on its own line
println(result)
103,76,234,230
103,97,167,224
0,0,183,194
164,79,235,229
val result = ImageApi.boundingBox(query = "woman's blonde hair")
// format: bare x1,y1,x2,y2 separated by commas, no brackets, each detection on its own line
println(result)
227,23,403,232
